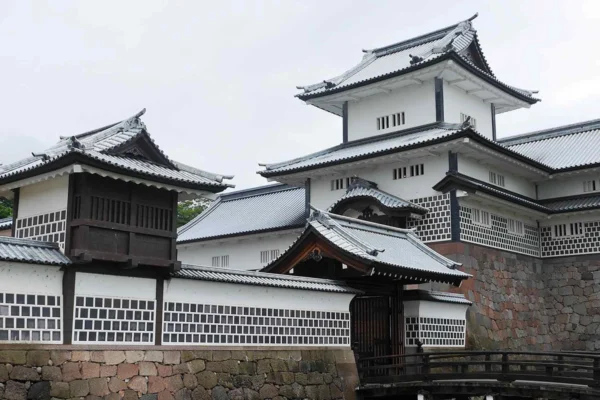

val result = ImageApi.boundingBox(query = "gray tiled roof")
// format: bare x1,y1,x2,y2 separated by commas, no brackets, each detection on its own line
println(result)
260,124,463,177
499,119,600,170
0,109,232,190
404,289,472,305
543,195,600,213
0,217,12,230
268,210,469,285
328,179,428,215
177,184,306,243
173,264,362,294
0,237,71,266
297,15,536,102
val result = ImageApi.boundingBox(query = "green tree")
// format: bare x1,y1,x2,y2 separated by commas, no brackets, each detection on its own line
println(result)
0,198,12,219
177,199,209,227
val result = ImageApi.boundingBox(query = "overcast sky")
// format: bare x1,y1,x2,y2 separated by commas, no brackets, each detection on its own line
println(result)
1,1,599,191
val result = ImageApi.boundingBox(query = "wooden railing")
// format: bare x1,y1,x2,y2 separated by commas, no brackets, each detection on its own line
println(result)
357,351,600,388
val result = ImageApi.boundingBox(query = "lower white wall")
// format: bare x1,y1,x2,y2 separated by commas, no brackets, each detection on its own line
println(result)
75,273,156,299
177,230,302,270
404,299,469,348
0,262,63,344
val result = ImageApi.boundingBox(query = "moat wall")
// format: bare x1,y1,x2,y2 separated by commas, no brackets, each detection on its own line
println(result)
0,347,358,400
430,242,600,351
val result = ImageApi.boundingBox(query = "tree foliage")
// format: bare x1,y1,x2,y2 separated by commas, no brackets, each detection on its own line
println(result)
0,198,12,219
177,199,209,227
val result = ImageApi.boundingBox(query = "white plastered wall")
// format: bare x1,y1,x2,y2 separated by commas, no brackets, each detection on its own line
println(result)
75,273,156,300
443,82,493,140
0,262,63,294
457,155,536,198
177,230,302,271
404,300,469,320
18,175,69,218
347,81,435,141
537,173,596,200
165,279,354,312
309,153,449,210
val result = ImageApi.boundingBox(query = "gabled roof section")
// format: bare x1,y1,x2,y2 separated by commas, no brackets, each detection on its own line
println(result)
177,184,306,243
296,14,538,104
328,178,428,215
0,217,12,230
173,264,362,294
499,119,600,170
263,210,469,286
541,194,600,214
433,171,549,213
0,237,71,266
0,109,233,193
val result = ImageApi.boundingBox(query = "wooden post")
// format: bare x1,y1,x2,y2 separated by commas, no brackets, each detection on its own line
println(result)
155,278,164,345
501,353,510,381
422,353,430,380
485,354,491,373
592,358,600,387
62,268,76,344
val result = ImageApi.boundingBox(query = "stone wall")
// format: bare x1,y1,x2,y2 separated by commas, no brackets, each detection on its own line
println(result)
429,242,600,352
0,348,358,400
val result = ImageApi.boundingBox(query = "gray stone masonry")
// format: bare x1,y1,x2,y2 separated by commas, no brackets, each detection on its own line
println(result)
0,349,359,400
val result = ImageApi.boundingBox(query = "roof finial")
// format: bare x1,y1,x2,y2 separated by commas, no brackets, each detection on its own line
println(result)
461,116,473,129
67,136,86,150
468,12,478,21
31,152,49,161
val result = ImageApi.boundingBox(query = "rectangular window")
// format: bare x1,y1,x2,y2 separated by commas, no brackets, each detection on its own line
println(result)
393,163,424,180
553,222,584,238
330,177,352,191
211,256,229,268
489,171,505,187
472,208,491,227
583,180,597,192
260,249,280,264
460,113,477,129
377,112,405,131
507,219,524,235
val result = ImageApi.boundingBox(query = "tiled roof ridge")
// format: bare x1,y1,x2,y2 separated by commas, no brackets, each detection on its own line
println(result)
173,160,234,185
310,209,384,256
0,236,61,249
69,109,146,140
261,122,460,171
220,183,301,202
328,181,428,214
499,118,600,146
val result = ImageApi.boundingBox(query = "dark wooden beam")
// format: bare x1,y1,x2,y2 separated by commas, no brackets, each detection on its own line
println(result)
491,103,497,141
62,268,76,344
434,78,444,122
155,278,164,345
342,101,349,143
11,188,19,237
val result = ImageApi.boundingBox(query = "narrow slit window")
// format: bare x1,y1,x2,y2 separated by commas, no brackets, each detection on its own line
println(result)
583,180,597,193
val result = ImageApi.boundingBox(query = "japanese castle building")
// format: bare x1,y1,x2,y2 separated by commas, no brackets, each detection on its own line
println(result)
178,14,600,351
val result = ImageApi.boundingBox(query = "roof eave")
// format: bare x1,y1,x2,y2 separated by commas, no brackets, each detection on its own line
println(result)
177,224,306,245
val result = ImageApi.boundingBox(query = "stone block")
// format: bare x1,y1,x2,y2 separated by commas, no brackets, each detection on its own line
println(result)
103,352,126,366
41,366,61,381
50,382,70,399
72,352,91,362
100,365,117,378
0,364,9,382
163,352,180,365
175,389,191,400
157,365,173,377
164,375,184,393
227,388,243,400
125,351,145,364
280,372,294,385
10,366,40,381
191,386,210,400
212,352,231,362
211,386,227,400
70,380,90,397
27,351,51,367
140,362,158,377
148,377,166,394
109,377,128,392
181,351,212,363
294,373,307,386
242,388,259,400
318,384,331,400
195,372,217,390
50,352,71,367
5,381,27,400
0,351,27,365
90,352,105,363
237,363,254,376
145,352,164,363
250,376,264,392
255,361,270,375
187,360,205,374
27,381,50,400
216,373,233,390
308,372,324,384
141,394,159,400
82,363,100,379
173,364,192,375
290,383,304,399
220,361,239,375
231,375,251,389
123,389,139,400
158,391,175,400
128,376,148,394
105,393,121,400
117,364,139,380
259,384,277,399
269,360,286,373
89,378,110,397
183,375,197,389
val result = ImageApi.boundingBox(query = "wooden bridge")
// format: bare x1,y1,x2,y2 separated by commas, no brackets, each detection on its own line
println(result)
356,351,600,399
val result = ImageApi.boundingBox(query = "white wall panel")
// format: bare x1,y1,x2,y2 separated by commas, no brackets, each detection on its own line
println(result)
0,262,63,294
75,273,156,300
443,83,493,140
18,175,69,218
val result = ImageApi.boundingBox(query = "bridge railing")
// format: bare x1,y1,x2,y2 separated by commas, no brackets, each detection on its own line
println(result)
356,350,600,387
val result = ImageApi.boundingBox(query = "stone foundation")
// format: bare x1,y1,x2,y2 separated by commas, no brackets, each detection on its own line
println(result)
0,347,358,400
430,242,600,351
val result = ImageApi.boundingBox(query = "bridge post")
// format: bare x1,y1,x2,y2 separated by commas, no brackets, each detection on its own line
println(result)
592,358,600,387
500,352,513,382
422,353,430,380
